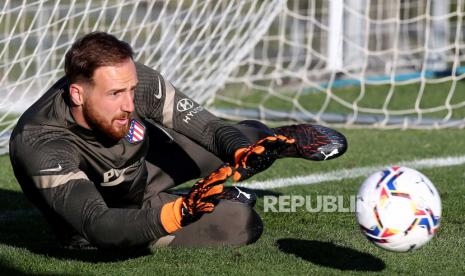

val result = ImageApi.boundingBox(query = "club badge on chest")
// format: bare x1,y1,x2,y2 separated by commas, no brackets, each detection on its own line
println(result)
125,119,145,144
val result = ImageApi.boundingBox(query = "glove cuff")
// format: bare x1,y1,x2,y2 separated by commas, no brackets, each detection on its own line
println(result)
160,197,184,234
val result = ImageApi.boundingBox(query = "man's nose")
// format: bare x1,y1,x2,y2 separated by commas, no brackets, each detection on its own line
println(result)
121,92,134,113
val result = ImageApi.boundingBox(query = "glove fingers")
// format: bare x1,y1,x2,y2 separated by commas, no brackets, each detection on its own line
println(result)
200,184,224,198
189,182,223,205
276,134,295,144
258,136,277,143
194,202,215,213
234,165,263,182
201,165,232,186
233,134,295,182
251,145,265,155
181,202,216,226
195,178,225,190
261,138,287,149
209,165,233,180
233,167,250,182
192,165,232,190
184,165,232,224
257,135,294,146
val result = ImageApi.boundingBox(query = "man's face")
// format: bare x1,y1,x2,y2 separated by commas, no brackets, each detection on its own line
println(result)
82,59,138,141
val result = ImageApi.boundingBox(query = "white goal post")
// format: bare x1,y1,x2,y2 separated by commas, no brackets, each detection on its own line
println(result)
1,0,465,152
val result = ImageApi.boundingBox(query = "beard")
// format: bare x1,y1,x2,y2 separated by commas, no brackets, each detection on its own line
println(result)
82,102,131,141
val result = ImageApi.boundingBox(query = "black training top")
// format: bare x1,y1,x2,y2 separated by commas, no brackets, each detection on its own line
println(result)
9,62,250,248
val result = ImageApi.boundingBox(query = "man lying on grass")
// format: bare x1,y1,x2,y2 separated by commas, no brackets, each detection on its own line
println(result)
9,32,347,249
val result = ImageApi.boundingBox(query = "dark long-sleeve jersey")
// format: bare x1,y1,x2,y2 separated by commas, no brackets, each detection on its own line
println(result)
9,62,251,248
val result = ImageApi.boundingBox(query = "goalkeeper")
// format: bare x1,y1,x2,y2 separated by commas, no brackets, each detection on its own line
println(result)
9,32,347,250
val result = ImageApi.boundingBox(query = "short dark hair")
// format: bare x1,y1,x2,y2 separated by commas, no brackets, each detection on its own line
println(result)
64,32,134,83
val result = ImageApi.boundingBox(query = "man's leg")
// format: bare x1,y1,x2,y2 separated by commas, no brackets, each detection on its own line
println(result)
142,119,347,207
169,200,263,246
142,120,281,198
142,120,346,246
142,122,264,247
142,122,224,202
143,119,347,193
150,198,263,247
143,191,262,247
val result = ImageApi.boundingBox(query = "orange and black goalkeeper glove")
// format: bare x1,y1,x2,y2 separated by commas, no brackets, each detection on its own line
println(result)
233,135,295,182
160,164,232,233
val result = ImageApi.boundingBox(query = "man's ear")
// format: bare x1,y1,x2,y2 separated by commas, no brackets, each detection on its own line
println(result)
69,83,85,106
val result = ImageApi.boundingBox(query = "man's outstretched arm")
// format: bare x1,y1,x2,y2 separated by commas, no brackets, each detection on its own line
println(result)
134,63,303,179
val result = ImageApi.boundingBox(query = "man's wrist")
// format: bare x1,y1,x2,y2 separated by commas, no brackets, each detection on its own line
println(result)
160,197,184,234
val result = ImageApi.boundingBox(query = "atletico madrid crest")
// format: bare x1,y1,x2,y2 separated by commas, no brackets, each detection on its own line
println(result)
126,119,145,144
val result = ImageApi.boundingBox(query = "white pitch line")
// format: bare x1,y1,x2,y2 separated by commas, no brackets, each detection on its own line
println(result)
3,155,465,219
238,155,465,190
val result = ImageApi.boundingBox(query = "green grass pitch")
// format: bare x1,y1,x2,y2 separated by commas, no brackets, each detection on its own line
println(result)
0,128,464,274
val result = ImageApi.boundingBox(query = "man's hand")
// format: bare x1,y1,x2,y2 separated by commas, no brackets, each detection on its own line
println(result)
181,164,232,226
233,135,295,182
160,164,232,233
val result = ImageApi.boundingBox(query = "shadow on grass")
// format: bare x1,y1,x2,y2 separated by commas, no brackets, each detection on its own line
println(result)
0,188,150,268
0,260,48,276
276,238,385,272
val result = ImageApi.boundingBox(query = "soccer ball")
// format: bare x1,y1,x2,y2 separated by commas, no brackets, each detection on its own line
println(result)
356,166,441,252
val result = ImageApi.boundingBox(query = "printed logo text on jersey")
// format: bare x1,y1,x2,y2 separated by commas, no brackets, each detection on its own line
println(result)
177,98,194,112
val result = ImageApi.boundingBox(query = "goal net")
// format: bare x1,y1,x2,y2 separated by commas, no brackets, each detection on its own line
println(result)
214,0,465,129
0,0,284,152
1,0,464,152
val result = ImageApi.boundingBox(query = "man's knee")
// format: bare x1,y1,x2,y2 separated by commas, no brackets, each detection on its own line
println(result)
216,201,263,245
168,200,263,246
